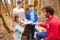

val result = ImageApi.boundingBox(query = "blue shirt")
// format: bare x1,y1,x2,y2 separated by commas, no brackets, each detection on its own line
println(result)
26,10,38,22
30,10,34,22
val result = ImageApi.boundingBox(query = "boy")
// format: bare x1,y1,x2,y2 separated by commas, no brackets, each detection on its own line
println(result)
25,3,38,40
13,0,26,23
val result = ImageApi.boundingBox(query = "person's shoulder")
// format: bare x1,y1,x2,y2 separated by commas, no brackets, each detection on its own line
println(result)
13,7,17,11
33,10,37,13
13,7,18,14
19,8,24,12
34,10,36,12
50,16,59,24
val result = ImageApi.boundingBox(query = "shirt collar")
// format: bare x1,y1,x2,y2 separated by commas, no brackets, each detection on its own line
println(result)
46,15,55,22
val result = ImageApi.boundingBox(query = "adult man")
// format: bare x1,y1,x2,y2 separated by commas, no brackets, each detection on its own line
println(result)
36,6,60,40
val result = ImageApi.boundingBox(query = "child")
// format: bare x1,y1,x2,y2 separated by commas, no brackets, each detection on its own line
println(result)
25,3,38,40
14,15,24,40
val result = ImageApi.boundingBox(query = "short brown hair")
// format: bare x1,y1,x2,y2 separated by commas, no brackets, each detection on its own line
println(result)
29,5,34,7
17,0,23,4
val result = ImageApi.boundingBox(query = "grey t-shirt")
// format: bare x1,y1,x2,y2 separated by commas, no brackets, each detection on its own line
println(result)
13,7,26,22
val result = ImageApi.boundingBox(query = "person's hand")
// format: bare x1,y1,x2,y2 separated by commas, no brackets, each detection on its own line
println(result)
34,22,42,26
21,23,25,27
33,22,37,25
22,21,33,25
23,22,33,25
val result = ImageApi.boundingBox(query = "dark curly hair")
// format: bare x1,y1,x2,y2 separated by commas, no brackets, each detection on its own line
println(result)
42,6,54,15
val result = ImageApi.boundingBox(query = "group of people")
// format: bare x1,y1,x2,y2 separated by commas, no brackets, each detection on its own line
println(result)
12,0,60,40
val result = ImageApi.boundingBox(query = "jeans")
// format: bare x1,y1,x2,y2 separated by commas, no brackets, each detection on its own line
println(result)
26,24,35,40
36,32,47,40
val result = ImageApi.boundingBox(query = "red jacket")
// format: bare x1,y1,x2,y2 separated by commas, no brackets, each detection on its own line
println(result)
39,16,60,40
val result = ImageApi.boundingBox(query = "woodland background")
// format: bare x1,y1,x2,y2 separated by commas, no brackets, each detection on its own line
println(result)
0,0,60,40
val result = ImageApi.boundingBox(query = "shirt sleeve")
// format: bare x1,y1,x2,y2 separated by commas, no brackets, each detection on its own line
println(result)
34,11,38,22
13,8,16,14
21,9,27,22
25,11,29,21
39,23,47,28
13,8,19,14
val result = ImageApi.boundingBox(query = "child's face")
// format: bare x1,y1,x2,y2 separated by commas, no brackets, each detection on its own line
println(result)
19,3,23,8
15,15,20,23
29,6,34,10
16,17,20,23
